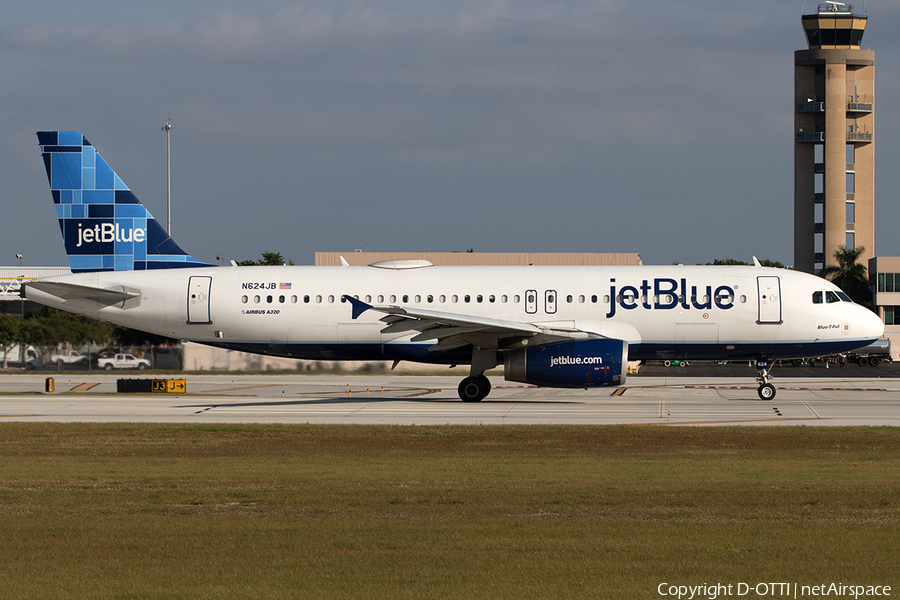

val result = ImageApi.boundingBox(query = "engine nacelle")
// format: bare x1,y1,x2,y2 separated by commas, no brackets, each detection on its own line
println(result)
504,338,628,388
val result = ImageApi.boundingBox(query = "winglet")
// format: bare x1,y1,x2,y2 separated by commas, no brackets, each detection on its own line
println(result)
752,256,762,267
342,295,373,320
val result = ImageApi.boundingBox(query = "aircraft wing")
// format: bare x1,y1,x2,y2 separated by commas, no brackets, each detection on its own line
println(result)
26,281,142,309
342,295,596,352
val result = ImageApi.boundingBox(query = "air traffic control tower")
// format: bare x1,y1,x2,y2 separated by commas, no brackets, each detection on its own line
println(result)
795,2,873,273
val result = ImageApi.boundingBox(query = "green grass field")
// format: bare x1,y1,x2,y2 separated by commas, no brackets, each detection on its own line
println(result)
0,424,898,599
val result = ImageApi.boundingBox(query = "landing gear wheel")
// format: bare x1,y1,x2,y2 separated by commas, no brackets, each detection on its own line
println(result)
458,376,488,402
477,375,491,399
758,383,776,400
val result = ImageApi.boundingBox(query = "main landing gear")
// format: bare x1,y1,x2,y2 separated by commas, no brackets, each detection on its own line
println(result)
457,348,498,402
755,359,776,400
458,375,492,402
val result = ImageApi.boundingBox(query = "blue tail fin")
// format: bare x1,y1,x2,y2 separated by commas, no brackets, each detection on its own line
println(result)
37,131,211,272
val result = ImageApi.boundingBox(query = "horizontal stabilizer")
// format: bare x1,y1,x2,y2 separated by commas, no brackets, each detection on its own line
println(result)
26,281,141,309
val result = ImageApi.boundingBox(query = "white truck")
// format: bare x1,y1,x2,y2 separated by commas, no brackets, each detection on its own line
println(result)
3,345,40,369
49,350,89,367
97,353,150,371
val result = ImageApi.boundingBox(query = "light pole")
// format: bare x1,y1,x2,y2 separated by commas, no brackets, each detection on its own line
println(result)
15,254,23,318
161,119,174,234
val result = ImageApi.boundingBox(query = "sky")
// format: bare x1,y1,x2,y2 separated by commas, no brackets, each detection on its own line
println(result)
2,0,900,267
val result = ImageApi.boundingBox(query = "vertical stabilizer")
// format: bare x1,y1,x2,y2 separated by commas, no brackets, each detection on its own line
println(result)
37,131,211,272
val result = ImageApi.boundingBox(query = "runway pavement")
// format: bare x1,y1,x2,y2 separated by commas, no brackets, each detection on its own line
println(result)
1,371,899,426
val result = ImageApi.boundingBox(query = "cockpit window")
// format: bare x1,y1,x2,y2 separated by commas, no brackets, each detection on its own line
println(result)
825,291,841,303
812,291,823,304
836,291,852,303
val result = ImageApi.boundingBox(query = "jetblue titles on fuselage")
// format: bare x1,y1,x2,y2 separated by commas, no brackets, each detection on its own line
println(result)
605,278,735,318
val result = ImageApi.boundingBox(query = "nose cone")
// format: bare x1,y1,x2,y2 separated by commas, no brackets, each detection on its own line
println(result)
859,305,885,340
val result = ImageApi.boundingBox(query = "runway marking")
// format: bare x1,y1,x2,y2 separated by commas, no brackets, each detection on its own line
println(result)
204,384,283,393
683,385,887,392
70,383,100,391
193,388,443,414
203,386,441,397
653,417,819,425
801,399,821,419
614,385,888,396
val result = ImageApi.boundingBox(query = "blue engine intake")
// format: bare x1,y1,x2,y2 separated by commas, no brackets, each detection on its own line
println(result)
504,338,628,388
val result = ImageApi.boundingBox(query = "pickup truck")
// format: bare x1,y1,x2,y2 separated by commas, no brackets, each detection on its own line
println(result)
50,350,89,366
97,353,150,371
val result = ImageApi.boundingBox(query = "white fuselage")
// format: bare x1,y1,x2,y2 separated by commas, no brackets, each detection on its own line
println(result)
26,263,884,365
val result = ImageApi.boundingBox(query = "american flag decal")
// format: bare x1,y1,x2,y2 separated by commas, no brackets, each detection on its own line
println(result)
279,282,292,289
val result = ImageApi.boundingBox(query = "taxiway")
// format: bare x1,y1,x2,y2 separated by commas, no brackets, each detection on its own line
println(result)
1,373,898,426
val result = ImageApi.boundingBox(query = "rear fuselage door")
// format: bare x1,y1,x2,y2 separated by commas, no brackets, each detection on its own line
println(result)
757,276,782,324
187,276,212,324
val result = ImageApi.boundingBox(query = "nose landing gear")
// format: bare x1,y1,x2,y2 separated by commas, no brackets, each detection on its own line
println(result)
755,359,776,400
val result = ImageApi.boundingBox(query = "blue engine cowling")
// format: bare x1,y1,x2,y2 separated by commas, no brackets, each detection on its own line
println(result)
504,338,628,388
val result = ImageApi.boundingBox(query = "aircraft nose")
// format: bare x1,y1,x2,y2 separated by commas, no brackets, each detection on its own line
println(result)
861,306,885,339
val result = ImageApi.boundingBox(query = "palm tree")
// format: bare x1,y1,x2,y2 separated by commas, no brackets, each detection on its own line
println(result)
818,245,870,306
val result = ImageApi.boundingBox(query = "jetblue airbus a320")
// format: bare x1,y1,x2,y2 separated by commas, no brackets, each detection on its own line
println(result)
25,131,884,400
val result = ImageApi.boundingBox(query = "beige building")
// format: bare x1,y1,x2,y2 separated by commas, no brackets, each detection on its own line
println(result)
869,257,900,360
315,252,641,267
794,3,874,273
